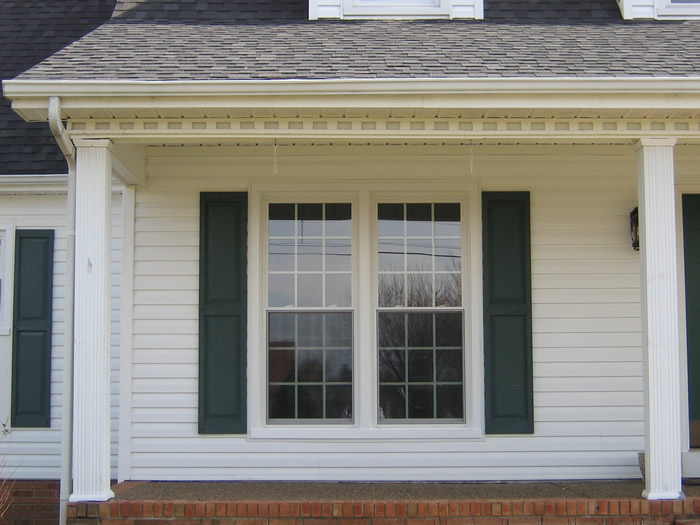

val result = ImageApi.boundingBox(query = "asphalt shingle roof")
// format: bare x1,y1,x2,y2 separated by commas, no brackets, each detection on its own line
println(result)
13,0,700,81
1,0,116,175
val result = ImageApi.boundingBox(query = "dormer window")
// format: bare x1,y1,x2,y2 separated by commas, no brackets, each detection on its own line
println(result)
617,0,700,19
309,0,483,19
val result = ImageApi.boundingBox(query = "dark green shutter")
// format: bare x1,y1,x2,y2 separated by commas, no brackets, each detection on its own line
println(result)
12,230,54,428
199,193,247,434
683,194,700,445
482,192,533,434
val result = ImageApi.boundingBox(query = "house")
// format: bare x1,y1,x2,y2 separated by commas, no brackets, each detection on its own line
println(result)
1,0,700,520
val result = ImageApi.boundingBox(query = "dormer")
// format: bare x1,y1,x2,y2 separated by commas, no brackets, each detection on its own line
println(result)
617,0,700,19
309,0,484,20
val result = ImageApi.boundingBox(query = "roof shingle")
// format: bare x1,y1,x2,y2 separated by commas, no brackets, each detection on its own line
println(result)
13,0,700,82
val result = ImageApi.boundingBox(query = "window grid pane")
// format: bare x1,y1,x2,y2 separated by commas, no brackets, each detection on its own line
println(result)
378,203,461,308
269,203,351,308
378,311,464,422
268,312,353,422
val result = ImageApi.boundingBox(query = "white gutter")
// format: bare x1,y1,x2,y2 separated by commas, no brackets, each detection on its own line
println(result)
5,77,700,96
49,96,76,525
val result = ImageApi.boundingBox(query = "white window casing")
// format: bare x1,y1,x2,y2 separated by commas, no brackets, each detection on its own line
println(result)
617,0,700,19
310,0,483,19
248,182,483,441
0,225,15,336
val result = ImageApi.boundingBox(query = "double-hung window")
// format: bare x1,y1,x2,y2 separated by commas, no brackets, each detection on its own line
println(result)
255,187,480,439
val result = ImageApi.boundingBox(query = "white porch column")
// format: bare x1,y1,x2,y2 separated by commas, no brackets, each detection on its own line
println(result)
636,137,683,500
70,139,114,502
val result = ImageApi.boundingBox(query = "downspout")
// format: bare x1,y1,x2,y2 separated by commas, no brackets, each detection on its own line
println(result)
48,96,76,525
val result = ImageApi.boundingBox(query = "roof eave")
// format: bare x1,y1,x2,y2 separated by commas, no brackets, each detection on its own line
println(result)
5,77,700,121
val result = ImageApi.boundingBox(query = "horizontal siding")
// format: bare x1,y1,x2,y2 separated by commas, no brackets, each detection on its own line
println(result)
124,144,677,481
0,193,122,479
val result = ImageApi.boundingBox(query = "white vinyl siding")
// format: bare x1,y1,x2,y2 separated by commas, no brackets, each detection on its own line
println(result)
0,192,122,479
121,143,700,481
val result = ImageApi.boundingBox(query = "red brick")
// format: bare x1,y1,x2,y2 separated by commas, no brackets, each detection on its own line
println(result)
120,502,132,518
416,502,428,518
672,500,683,514
354,502,364,517
428,502,439,518
523,501,535,516
650,501,662,516
153,501,164,517
397,501,407,518
512,502,523,517
607,518,637,525
439,502,449,517
304,519,337,525
443,518,474,525
555,501,566,516
339,520,370,525
406,519,440,525
573,519,605,525
312,501,322,517
491,503,502,517
236,519,268,525
660,501,673,515
544,502,556,516
508,519,539,525
217,502,229,517
206,502,217,518
542,518,574,525
164,501,176,517
386,501,397,518
322,502,332,517
471,502,482,517
364,502,375,517
473,519,506,525
640,500,651,515
535,502,546,516
332,503,343,518
342,502,353,518
282,502,293,517
481,503,492,517
609,500,620,516
373,519,404,525
248,502,259,518
618,500,631,516
270,520,302,525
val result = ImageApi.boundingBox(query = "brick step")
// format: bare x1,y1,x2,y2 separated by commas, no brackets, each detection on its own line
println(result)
67,497,700,525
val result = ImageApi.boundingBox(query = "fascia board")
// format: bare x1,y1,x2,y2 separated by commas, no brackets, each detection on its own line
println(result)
5,77,700,121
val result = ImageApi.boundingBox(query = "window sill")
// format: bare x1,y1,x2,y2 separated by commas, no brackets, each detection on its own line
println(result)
248,424,483,441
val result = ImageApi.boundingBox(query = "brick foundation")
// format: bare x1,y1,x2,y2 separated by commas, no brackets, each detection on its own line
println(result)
67,496,700,524
4,480,60,525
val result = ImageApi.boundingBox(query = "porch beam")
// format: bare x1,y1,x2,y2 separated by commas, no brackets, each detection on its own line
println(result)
112,143,147,187
70,138,114,503
636,137,683,500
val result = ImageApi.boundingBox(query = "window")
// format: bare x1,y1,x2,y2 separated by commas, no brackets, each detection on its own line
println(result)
309,0,483,20
267,203,354,423
255,187,482,440
656,0,700,17
376,203,465,422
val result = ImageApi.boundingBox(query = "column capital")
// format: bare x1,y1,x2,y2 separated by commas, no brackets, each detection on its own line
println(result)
634,137,678,150
72,137,114,149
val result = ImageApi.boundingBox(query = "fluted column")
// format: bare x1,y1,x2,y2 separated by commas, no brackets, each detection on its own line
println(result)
70,139,114,502
636,137,683,500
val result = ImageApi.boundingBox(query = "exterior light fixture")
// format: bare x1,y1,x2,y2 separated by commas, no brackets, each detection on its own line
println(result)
630,206,639,251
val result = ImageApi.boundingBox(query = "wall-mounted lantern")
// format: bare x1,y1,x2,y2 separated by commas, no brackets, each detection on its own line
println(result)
630,207,639,251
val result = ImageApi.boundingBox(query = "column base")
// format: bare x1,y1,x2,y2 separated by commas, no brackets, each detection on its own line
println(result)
642,489,685,500
69,490,115,503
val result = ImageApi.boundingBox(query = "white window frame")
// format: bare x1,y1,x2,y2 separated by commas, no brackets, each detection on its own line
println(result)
655,0,700,18
0,224,15,336
248,182,483,441
343,0,451,18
